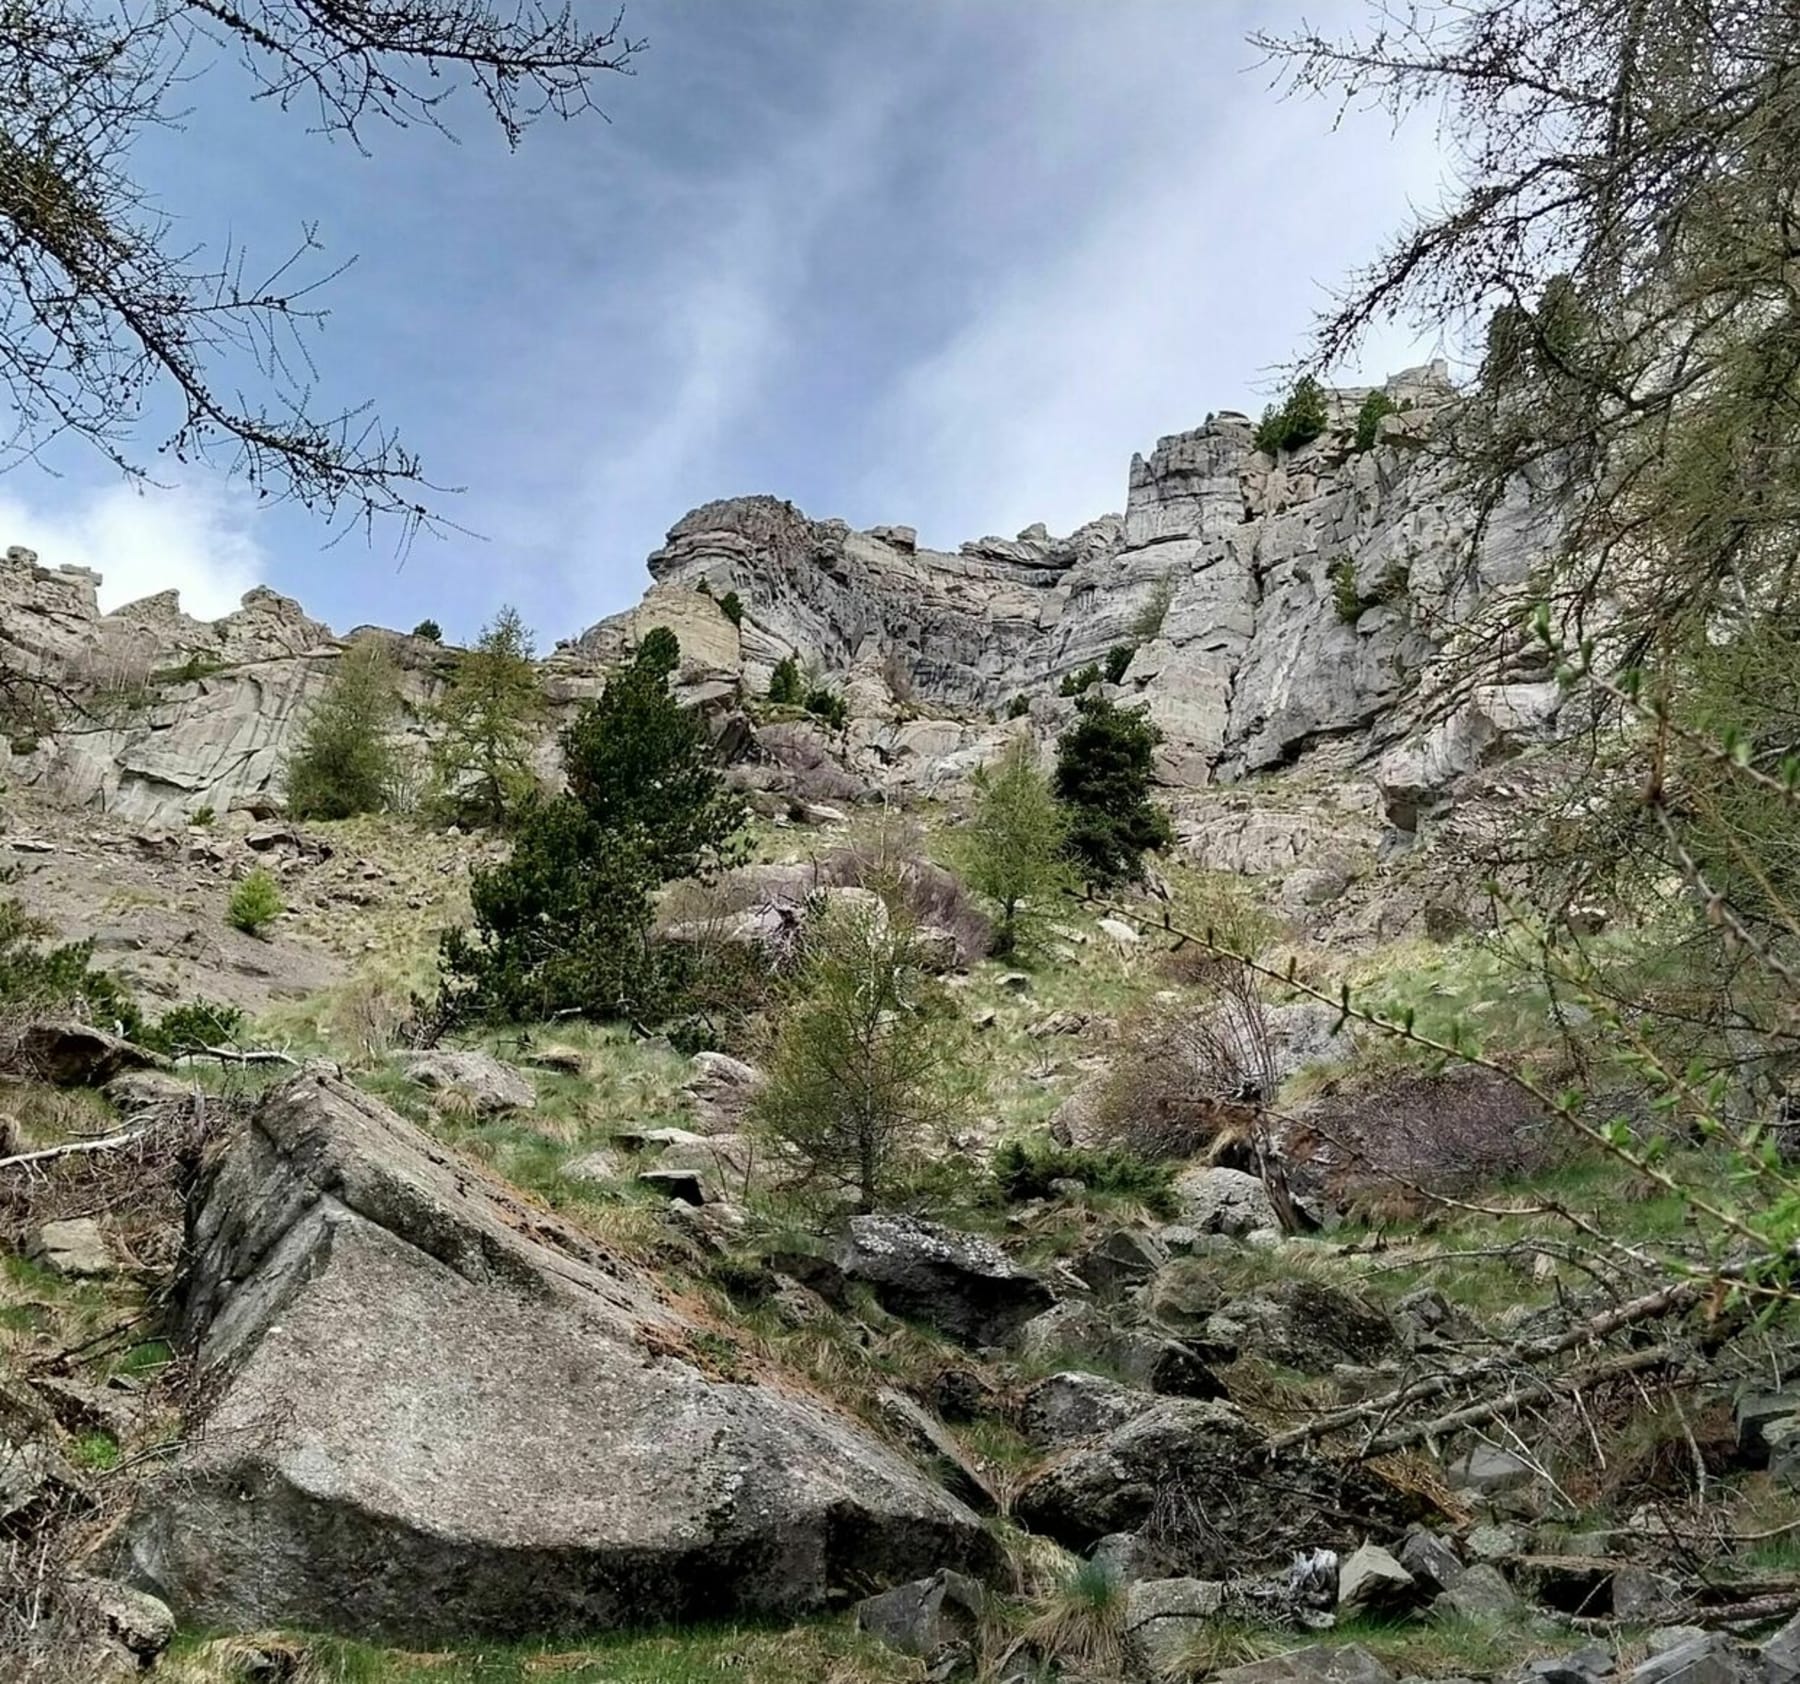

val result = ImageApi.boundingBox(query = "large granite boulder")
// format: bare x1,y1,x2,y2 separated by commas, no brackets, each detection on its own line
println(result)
120,1073,997,1640
836,1214,1055,1347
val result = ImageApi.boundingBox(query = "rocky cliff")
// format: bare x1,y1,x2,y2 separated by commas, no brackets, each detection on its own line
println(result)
1,363,1555,828
607,361,1549,788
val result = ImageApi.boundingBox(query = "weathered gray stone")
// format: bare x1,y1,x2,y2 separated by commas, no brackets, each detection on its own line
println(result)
1078,1227,1170,1301
1612,1564,1683,1624
1336,1544,1415,1615
1436,1562,1517,1620
1398,1529,1464,1593
1089,1531,1176,1587
854,1569,984,1664
121,1073,998,1640
103,1069,198,1114
1628,1633,1744,1684
1760,1610,1800,1684
1124,1576,1226,1675
1447,1442,1534,1494
65,1577,176,1662
1465,1522,1520,1562
1018,1371,1154,1448
837,1214,1054,1347
402,1050,535,1116
1171,1166,1277,1237
30,1217,117,1278
1217,1643,1397,1684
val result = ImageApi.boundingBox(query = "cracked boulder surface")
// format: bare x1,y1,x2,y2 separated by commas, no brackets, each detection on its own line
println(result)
121,1073,998,1642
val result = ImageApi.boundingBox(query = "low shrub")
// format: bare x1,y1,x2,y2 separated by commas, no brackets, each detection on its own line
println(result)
993,1138,1175,1212
767,655,803,705
1007,693,1031,720
1103,643,1135,685
1058,663,1101,698
411,618,443,641
228,868,284,935
141,999,245,1056
803,687,848,730
1354,388,1398,450
1254,374,1329,454
718,590,745,627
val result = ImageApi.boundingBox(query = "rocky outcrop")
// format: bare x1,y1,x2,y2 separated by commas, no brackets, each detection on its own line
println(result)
121,1073,998,1641
595,363,1550,791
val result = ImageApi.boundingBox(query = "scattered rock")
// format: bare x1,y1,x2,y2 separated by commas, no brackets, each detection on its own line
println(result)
1096,917,1140,946
563,1149,623,1184
30,1217,117,1278
1447,1442,1534,1495
836,1214,1054,1347
1171,1166,1277,1237
682,1050,761,1132
402,1049,535,1116
65,1576,176,1663
1398,1529,1464,1593
1018,1372,1154,1448
1125,1576,1226,1675
1628,1633,1743,1684
12,1021,160,1087
1335,1543,1416,1616
854,1569,984,1668
1760,1610,1800,1684
1078,1228,1170,1301
32,1375,138,1438
521,1045,587,1076
121,1072,999,1640
1466,1522,1521,1562
0,1438,80,1522
1612,1564,1684,1624
1437,1562,1517,1620
1216,1643,1396,1684
875,1388,997,1514
1735,1389,1800,1466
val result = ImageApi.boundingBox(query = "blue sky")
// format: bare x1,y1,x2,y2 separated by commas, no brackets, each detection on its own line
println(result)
0,1,1449,644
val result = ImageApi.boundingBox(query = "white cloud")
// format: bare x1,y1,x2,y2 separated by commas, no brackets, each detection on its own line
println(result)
860,2,1453,544
0,477,271,622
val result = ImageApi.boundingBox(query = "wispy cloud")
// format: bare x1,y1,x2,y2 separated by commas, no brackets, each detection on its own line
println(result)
0,476,271,622
861,2,1449,544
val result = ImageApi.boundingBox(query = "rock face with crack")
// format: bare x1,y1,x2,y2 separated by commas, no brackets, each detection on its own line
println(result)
120,1073,998,1641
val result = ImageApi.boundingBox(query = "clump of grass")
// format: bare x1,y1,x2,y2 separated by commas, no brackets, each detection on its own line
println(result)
1014,1557,1128,1681
69,1430,120,1472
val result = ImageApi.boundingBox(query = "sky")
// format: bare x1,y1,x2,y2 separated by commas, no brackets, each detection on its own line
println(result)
0,1,1452,644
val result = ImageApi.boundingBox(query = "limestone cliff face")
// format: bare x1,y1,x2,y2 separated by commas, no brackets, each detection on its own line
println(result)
602,362,1547,786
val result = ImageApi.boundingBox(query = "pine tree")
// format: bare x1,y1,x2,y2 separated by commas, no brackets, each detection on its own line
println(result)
428,605,545,828
1053,695,1173,886
440,634,745,1024
284,641,404,820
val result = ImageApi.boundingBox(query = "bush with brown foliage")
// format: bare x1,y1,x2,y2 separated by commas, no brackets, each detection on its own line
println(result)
1093,958,1275,1164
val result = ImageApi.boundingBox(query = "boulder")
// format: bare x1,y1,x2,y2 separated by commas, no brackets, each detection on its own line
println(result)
1437,1562,1517,1620
120,1073,998,1640
562,1148,624,1184
1090,1531,1178,1587
30,1217,117,1278
1019,1372,1154,1448
1335,1543,1416,1615
1199,1278,1395,1375
1078,1228,1170,1301
1761,1610,1800,1684
874,1388,997,1514
1,1438,81,1522
1216,1644,1396,1684
1124,1577,1226,1675
1628,1634,1745,1684
1735,1389,1800,1466
104,1069,199,1114
402,1049,535,1116
1012,1398,1404,1568
854,1569,984,1666
836,1215,1054,1347
1447,1442,1534,1494
12,1022,160,1087
1171,1166,1277,1237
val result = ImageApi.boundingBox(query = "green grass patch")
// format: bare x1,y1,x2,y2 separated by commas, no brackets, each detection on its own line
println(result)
165,1617,915,1684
